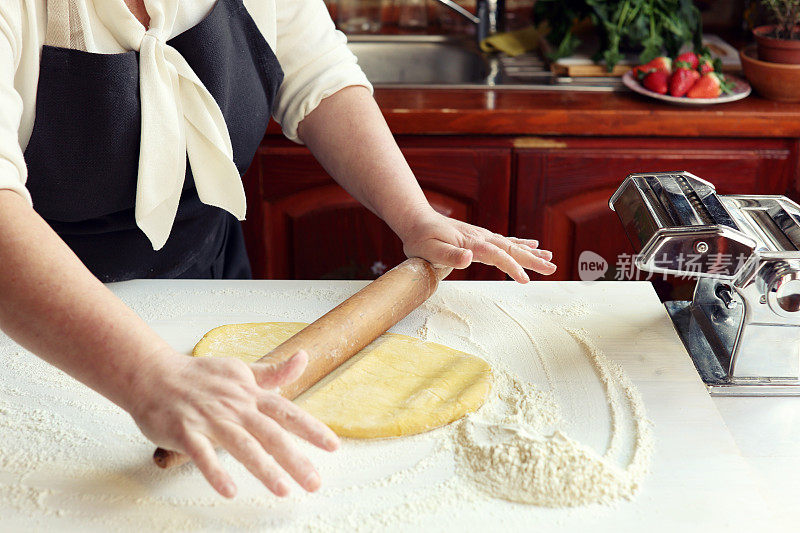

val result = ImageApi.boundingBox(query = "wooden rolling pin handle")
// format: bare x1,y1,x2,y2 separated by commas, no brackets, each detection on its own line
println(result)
154,258,446,469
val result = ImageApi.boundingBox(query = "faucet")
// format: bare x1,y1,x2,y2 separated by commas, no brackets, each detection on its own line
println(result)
434,0,506,45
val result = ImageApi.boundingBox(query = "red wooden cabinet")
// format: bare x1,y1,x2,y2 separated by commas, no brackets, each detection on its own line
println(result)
514,137,796,290
243,134,797,288
242,139,511,280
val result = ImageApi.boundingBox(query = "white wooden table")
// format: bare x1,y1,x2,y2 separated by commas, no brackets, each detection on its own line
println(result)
0,280,792,531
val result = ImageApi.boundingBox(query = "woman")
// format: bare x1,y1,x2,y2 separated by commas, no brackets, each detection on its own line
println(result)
0,0,557,499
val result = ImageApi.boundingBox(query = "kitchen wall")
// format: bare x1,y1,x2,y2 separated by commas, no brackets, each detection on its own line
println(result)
325,0,535,35
327,0,748,39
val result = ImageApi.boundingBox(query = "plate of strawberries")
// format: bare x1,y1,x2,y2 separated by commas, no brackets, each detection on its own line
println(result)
622,52,751,105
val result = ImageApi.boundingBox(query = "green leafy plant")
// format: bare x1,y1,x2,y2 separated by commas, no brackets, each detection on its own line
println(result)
534,0,703,71
761,0,800,39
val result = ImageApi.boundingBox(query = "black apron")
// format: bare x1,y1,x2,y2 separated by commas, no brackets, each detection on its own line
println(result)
23,0,283,282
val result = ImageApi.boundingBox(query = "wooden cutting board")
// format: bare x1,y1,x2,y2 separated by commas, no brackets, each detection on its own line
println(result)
548,34,742,77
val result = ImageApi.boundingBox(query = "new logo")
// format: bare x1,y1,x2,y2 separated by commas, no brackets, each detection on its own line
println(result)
578,250,608,281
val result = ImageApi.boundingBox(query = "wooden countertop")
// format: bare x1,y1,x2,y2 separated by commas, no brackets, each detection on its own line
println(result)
270,88,800,138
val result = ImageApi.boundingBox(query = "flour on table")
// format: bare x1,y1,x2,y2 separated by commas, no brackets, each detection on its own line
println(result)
452,329,652,507
420,290,653,506
1,283,654,530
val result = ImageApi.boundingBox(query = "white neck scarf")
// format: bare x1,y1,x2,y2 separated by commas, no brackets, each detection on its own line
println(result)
94,0,246,250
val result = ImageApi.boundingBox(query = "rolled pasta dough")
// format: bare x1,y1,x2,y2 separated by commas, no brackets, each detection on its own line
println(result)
192,322,492,438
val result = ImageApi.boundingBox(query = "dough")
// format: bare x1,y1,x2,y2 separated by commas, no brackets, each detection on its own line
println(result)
192,322,492,438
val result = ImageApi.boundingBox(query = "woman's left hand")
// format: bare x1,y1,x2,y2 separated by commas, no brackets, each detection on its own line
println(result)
396,206,557,283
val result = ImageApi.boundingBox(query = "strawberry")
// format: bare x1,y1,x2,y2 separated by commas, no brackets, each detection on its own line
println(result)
675,52,699,70
632,64,650,79
632,56,672,79
697,54,722,75
669,67,700,97
642,71,669,94
686,72,735,98
645,56,673,74
698,56,714,75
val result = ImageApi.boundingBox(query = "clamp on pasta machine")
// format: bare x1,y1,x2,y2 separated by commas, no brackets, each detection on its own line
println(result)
610,171,800,395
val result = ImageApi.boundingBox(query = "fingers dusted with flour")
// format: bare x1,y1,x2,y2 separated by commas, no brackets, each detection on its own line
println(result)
407,239,473,270
396,206,557,281
214,422,294,497
182,431,237,498
129,351,336,499
252,350,340,453
487,234,557,276
240,412,323,493
470,241,531,283
258,393,340,452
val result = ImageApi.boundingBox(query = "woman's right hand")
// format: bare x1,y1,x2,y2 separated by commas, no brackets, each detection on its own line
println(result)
128,350,338,499
0,192,337,499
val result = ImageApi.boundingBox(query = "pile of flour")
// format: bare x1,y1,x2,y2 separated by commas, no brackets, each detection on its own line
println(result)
417,291,654,508
451,334,652,507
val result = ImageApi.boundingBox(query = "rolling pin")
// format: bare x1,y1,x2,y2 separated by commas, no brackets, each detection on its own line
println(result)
154,257,448,469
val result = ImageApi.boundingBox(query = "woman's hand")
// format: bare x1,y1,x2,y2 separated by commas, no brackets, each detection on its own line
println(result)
295,88,555,282
128,350,338,499
396,205,557,283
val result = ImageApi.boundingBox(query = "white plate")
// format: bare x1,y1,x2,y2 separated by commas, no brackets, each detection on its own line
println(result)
622,70,751,105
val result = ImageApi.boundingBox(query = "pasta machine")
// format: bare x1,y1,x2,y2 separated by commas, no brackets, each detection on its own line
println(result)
610,171,800,395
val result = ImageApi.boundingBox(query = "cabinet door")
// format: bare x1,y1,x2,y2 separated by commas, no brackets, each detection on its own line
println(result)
514,137,796,293
243,142,511,280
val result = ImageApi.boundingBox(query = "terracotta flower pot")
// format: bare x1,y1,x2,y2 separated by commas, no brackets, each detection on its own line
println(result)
740,45,800,102
754,25,800,64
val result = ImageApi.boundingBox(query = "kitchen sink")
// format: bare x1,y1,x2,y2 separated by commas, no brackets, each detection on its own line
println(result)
345,35,622,91
346,35,490,85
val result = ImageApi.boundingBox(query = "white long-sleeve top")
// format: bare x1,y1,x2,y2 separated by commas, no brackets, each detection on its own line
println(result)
0,0,371,248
